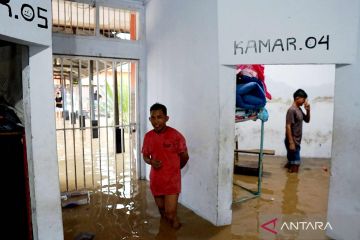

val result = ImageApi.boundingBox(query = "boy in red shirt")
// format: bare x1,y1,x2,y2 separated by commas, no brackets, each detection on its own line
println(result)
142,103,189,229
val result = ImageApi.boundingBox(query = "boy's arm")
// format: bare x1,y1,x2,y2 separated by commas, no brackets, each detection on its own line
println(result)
286,123,296,151
179,151,189,169
286,108,296,151
143,154,162,169
303,100,310,123
143,154,152,165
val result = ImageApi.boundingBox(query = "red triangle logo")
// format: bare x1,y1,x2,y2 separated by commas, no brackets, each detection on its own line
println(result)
260,218,278,234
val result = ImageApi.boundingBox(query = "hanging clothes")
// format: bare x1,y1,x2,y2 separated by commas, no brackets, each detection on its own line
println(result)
236,64,272,100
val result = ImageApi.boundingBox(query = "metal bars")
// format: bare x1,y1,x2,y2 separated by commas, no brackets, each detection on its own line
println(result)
53,56,138,193
99,6,134,39
52,0,96,36
233,119,265,203
51,0,138,40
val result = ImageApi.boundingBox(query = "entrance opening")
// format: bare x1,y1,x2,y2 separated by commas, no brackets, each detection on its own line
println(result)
52,56,139,195
0,40,32,239
232,64,334,238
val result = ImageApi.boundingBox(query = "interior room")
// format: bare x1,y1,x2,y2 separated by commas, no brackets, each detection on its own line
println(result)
0,0,359,240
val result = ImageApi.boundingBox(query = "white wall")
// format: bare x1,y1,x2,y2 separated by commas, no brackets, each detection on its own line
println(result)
26,46,64,240
236,64,335,158
327,19,360,239
53,36,144,59
145,0,232,225
218,0,359,64
0,1,51,46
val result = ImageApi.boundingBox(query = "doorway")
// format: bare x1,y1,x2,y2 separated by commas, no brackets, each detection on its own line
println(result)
0,40,32,239
232,64,334,238
52,56,139,194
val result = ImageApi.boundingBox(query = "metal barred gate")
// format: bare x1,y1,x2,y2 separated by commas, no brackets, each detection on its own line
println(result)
53,56,138,196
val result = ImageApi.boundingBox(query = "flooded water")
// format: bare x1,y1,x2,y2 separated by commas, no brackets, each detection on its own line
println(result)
61,155,330,240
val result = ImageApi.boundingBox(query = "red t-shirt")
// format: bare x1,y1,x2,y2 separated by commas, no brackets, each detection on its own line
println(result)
142,127,187,196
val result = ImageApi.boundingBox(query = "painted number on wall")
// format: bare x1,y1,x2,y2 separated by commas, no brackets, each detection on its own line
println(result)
0,0,48,29
234,35,330,55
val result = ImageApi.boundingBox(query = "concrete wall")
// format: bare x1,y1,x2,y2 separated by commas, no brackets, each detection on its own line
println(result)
218,0,359,64
236,64,335,158
145,0,232,225
0,0,51,46
327,18,360,240
27,45,64,240
1,1,64,239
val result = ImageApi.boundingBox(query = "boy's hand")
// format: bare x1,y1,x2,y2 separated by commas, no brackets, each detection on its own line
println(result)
179,151,189,169
151,159,162,169
304,100,310,111
289,142,296,151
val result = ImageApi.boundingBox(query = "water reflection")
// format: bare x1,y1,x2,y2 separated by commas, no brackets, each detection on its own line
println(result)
282,174,304,215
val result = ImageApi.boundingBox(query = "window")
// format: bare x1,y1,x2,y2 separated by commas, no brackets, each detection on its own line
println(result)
99,6,138,40
52,0,96,36
52,0,139,40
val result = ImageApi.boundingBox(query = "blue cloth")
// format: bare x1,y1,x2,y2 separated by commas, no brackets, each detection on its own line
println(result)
238,75,265,90
236,81,266,109
257,108,269,122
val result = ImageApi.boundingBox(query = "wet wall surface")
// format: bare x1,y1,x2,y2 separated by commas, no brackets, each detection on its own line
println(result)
62,156,330,240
